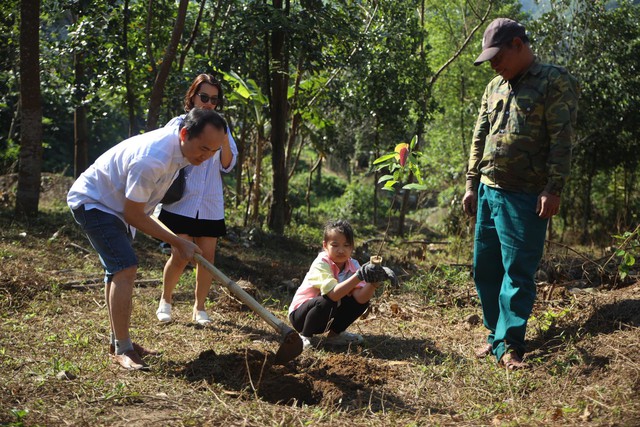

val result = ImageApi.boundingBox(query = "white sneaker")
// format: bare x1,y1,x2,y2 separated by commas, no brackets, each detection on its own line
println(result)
193,310,212,326
156,300,172,322
324,331,363,346
300,335,312,350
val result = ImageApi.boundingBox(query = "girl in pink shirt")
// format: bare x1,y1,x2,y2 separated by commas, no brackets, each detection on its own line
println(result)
288,220,395,348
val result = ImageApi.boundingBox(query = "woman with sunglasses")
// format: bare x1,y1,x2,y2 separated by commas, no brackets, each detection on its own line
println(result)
155,74,238,325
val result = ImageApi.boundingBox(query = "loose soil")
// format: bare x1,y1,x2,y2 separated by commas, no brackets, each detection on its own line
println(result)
177,349,389,408
0,174,638,426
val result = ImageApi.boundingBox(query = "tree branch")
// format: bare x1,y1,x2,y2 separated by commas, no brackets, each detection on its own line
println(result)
145,0,157,75
306,3,379,108
427,1,493,91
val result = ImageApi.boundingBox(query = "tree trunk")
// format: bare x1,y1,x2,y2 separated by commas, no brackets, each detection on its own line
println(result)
146,0,189,131
235,106,248,207
315,156,322,188
267,0,289,234
579,154,595,244
73,50,88,178
372,121,380,227
305,154,322,217
285,49,305,169
251,135,263,224
206,0,224,58
398,171,413,236
16,0,43,215
178,0,206,71
123,0,138,136
459,71,468,159
288,133,305,181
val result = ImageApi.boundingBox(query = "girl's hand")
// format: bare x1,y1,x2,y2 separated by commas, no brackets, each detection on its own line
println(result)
357,263,397,285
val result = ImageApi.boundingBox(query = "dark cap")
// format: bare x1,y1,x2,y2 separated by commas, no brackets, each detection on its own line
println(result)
474,18,527,66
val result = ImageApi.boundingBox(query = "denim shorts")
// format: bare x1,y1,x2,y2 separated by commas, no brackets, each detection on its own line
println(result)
71,205,138,282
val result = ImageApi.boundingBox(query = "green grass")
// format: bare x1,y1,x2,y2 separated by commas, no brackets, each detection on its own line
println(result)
0,174,638,426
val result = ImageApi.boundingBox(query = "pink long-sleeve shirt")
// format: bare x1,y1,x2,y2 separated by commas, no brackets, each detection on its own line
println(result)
288,252,365,314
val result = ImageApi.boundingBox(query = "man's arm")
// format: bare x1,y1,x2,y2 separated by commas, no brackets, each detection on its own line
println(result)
466,86,491,192
123,199,201,260
538,69,578,219
463,86,491,216
543,69,579,196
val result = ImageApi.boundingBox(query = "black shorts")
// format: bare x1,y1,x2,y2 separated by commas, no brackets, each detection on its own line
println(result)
158,209,226,238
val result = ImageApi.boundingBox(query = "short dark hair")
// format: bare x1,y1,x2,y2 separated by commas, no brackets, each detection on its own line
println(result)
323,219,355,247
181,108,228,138
184,74,224,112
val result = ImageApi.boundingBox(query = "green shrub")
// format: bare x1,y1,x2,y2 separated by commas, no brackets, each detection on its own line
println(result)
285,222,324,248
0,139,19,173
335,178,388,226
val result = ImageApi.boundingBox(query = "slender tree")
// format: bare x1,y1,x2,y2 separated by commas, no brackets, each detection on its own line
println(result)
73,49,88,177
72,0,90,177
397,0,492,235
123,0,138,136
268,0,289,233
15,0,43,215
178,0,207,72
220,71,270,224
146,0,189,130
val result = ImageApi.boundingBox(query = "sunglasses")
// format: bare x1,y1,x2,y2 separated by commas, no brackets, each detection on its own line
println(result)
197,93,220,105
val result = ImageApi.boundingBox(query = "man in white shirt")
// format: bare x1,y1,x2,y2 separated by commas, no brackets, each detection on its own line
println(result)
68,108,228,370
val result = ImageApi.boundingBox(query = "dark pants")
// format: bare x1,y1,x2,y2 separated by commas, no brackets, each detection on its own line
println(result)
289,295,369,337
474,184,548,361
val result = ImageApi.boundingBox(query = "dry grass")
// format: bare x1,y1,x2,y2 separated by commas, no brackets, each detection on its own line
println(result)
0,174,639,426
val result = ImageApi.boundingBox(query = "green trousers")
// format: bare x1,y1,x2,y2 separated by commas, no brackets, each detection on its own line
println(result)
473,184,548,361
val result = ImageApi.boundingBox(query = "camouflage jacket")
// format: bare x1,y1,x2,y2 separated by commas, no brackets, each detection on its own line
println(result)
466,60,579,195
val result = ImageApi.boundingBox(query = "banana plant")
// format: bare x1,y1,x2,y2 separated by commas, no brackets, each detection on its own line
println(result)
219,70,271,225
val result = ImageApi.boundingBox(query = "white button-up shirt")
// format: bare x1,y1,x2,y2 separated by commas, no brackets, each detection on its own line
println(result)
160,115,238,220
67,125,189,228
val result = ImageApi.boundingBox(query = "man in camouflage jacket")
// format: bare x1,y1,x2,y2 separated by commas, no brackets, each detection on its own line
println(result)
462,18,579,370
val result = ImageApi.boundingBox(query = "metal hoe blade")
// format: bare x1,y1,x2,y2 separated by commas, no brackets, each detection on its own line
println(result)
193,254,303,365
274,329,303,365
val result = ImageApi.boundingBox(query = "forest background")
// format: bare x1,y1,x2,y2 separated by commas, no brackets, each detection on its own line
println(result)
1,0,639,243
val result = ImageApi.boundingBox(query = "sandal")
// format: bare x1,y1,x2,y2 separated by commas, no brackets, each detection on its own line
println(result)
474,343,492,359
111,349,150,371
499,350,529,370
109,342,161,357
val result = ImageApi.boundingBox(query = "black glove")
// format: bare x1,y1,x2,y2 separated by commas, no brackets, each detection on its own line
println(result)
357,262,394,284
381,266,398,286
357,262,380,282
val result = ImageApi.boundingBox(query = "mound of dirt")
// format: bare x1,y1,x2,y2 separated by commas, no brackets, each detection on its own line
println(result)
175,348,391,409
